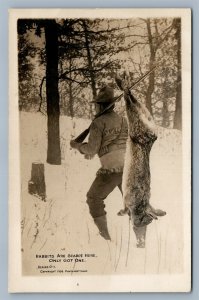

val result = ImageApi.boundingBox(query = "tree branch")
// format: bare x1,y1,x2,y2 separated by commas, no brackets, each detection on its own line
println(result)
59,75,89,85
77,22,144,35
59,60,114,80
155,23,174,49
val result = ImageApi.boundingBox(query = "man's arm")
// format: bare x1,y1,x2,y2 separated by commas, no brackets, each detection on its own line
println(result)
70,119,103,157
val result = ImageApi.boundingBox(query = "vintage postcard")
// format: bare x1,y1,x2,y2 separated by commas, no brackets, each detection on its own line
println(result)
9,8,191,292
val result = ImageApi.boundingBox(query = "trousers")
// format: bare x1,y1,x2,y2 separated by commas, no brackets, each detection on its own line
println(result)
86,171,123,218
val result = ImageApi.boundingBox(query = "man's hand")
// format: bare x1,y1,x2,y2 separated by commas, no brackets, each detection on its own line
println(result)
70,139,81,150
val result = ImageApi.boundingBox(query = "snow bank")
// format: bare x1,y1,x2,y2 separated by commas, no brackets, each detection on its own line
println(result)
20,112,183,276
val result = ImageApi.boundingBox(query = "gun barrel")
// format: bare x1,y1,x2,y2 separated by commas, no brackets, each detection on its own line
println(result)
73,65,158,143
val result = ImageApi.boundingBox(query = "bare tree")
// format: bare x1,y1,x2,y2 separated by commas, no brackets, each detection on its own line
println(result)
18,19,62,165
173,18,182,130
45,20,61,164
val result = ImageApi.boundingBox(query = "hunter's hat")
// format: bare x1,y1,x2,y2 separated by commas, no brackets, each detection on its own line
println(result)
92,85,115,103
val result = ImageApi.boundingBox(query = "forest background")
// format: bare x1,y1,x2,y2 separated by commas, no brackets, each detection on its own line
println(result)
18,17,181,165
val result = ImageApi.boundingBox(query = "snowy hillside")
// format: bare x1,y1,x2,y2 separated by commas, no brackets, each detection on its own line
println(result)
20,112,183,276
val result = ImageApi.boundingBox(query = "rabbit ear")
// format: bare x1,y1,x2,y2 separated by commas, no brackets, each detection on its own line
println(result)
115,73,130,92
123,69,132,87
115,75,124,91
123,70,128,77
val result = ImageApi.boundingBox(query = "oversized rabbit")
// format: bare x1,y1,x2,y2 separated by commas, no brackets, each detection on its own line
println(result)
116,75,166,247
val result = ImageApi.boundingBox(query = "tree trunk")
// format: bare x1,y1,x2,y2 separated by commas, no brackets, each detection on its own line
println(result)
162,98,170,128
82,21,97,101
162,70,170,128
146,19,156,115
69,57,74,118
146,61,155,115
28,163,46,201
45,20,61,165
173,18,182,130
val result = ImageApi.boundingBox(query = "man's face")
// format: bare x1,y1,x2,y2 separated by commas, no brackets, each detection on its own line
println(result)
94,103,101,114
91,103,100,115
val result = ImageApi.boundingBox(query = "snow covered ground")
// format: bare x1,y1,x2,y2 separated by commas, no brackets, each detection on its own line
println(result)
20,112,183,276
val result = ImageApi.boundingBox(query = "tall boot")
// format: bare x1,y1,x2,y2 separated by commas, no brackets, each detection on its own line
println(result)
94,215,111,241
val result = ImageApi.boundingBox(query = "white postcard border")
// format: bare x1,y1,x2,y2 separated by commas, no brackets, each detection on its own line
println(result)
9,8,191,293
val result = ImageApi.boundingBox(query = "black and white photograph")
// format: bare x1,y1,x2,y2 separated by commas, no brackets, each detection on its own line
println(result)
9,8,191,292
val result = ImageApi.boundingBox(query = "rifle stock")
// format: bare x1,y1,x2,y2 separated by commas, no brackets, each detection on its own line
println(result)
74,127,90,143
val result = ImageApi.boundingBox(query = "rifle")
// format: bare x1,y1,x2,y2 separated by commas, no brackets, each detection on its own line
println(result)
74,65,158,143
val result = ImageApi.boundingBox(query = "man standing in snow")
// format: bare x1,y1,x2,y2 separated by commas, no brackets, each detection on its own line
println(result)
70,85,128,241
